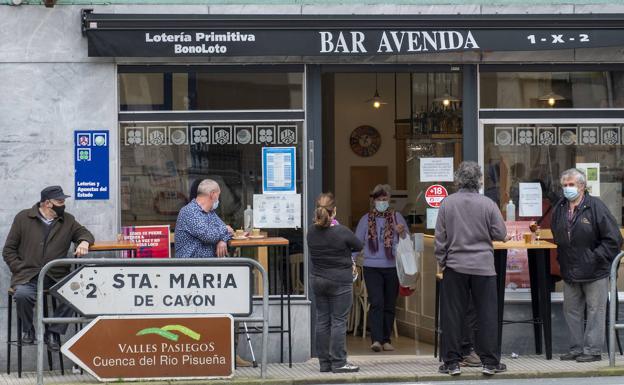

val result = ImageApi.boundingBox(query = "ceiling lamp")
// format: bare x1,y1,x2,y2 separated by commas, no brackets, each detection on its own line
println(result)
434,93,461,107
365,73,387,109
538,92,565,107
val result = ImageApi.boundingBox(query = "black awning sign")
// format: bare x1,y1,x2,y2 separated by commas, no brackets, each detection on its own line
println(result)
83,12,624,57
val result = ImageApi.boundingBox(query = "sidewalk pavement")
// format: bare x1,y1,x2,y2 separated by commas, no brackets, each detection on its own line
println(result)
6,354,624,385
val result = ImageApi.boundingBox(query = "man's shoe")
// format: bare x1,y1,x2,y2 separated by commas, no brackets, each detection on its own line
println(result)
382,342,395,351
575,354,601,363
235,355,252,367
370,341,382,352
21,330,35,345
320,366,331,373
44,332,60,352
461,350,481,367
560,352,581,361
332,362,359,373
438,363,461,376
482,363,507,376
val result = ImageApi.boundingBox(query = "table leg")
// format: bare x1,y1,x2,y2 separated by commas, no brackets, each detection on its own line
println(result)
285,245,292,368
527,250,543,355
257,247,269,296
535,249,552,359
494,249,508,356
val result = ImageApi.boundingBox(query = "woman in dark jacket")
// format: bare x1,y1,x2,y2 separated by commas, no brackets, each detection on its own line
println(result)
307,193,363,373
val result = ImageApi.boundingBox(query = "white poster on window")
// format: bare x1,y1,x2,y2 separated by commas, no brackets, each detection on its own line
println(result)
426,208,439,229
253,194,301,229
420,157,454,182
519,183,542,217
575,163,600,196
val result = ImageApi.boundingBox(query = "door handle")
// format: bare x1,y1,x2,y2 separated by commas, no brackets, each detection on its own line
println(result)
308,140,314,170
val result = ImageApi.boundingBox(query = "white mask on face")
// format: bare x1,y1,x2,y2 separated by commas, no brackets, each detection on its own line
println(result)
375,201,389,212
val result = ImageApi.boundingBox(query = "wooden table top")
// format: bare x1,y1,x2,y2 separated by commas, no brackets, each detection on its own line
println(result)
493,240,557,250
89,241,138,251
228,237,289,247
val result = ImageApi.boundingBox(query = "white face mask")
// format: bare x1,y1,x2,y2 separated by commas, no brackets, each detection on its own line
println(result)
212,199,220,210
375,201,389,212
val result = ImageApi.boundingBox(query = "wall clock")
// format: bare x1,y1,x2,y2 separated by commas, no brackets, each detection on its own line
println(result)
350,125,381,157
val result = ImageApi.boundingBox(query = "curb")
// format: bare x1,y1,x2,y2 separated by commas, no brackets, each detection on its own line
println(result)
59,366,624,385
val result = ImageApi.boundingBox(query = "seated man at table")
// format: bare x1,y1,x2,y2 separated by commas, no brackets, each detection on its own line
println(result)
552,168,622,362
435,161,509,376
2,186,94,351
174,178,252,367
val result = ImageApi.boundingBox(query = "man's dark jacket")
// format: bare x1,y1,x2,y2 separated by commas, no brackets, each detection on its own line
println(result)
551,194,623,283
2,204,95,287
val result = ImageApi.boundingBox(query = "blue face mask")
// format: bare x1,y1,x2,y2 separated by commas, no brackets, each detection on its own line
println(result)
375,201,389,212
212,199,220,210
563,186,580,201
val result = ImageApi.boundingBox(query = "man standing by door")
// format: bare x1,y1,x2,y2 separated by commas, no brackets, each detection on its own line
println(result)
552,168,622,362
3,186,94,351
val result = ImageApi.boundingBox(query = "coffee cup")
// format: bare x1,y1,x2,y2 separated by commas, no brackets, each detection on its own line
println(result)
235,229,245,237
252,228,261,237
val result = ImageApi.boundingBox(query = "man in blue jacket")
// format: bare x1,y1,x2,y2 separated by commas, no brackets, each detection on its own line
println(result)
552,168,623,363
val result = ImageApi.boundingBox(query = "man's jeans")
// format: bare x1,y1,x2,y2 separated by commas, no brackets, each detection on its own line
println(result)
563,277,608,356
13,275,73,335
312,275,352,370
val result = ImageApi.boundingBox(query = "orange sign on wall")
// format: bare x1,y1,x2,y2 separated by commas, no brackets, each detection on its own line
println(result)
62,315,233,381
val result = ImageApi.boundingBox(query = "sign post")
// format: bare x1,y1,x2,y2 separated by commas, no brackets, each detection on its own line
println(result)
62,315,233,381
51,265,252,316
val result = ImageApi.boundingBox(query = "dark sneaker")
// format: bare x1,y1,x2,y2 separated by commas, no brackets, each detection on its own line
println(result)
44,332,60,352
438,363,461,376
21,330,35,345
332,362,359,373
575,354,601,363
560,352,581,361
461,350,481,367
482,363,507,376
320,367,331,373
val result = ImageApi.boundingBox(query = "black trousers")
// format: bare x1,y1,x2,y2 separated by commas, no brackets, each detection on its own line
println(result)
461,297,478,356
363,266,399,344
440,268,499,366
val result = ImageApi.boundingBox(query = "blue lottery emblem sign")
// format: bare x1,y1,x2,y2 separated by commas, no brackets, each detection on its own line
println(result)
75,130,109,200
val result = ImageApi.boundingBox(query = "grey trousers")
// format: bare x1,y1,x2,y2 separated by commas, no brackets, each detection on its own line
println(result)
563,277,609,356
13,276,73,335
312,275,352,370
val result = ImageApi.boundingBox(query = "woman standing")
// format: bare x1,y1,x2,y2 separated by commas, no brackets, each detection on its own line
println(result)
354,184,408,352
308,193,363,373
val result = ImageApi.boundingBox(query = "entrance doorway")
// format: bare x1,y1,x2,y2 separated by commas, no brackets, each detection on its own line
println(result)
321,70,463,356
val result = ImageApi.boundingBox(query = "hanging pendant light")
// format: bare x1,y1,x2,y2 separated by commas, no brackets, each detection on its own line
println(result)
434,74,461,107
538,91,565,107
365,73,387,109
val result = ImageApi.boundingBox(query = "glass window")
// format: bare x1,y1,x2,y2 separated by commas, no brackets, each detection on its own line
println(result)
119,70,303,111
119,121,304,296
408,72,463,135
484,122,624,292
480,71,624,109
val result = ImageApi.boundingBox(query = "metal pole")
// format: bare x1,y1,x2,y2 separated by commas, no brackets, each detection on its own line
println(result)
609,251,624,367
36,257,270,384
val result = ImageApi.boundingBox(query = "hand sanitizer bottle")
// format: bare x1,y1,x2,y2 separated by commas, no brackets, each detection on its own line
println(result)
244,205,253,232
506,200,516,221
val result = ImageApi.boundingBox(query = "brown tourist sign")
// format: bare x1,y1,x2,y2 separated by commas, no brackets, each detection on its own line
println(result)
61,315,233,381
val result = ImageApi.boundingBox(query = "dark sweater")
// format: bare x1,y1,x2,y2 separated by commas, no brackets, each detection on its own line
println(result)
307,224,363,283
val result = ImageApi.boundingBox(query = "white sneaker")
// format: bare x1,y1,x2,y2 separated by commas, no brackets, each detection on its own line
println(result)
332,362,360,373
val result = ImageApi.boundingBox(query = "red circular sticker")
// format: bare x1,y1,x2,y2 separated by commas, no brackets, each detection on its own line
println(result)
425,185,448,208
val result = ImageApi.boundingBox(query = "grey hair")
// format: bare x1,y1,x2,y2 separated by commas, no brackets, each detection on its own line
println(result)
560,168,587,188
455,161,483,191
371,184,392,199
197,179,220,196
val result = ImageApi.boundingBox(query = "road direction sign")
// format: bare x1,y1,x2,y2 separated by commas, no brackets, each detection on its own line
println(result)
51,265,252,316
62,315,233,381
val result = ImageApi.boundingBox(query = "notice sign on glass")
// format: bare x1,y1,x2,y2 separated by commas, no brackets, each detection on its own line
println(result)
74,130,109,200
121,225,171,258
253,194,301,229
420,157,454,182
262,147,296,194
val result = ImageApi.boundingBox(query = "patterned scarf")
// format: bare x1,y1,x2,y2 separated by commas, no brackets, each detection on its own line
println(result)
367,209,395,259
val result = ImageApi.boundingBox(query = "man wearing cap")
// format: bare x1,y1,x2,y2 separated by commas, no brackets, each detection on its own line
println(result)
3,186,94,351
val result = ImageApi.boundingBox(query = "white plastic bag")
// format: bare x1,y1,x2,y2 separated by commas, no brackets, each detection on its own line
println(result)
395,234,421,289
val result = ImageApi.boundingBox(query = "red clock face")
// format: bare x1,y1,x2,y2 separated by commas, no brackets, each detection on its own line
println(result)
350,125,381,157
